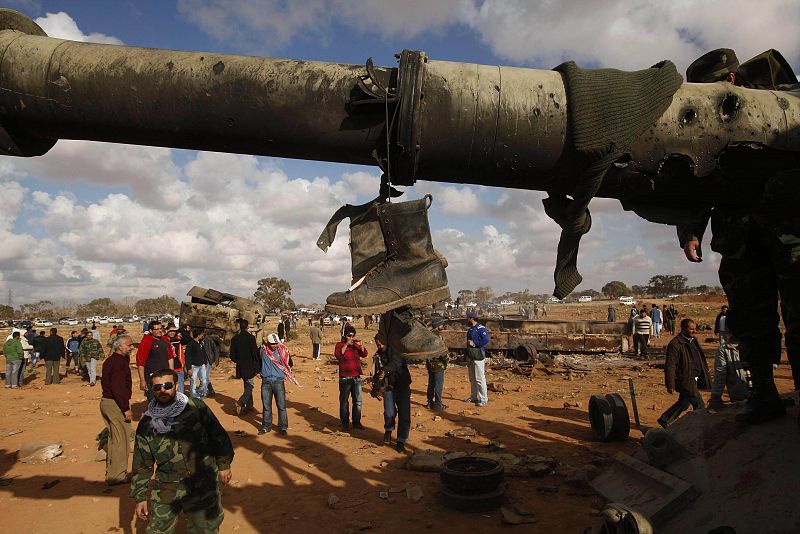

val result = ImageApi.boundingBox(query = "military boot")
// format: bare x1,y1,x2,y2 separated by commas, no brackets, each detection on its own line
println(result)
376,307,448,362
318,199,448,285
325,195,450,314
735,363,786,424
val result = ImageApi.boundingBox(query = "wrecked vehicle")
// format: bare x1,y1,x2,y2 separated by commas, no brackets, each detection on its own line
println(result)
179,286,266,358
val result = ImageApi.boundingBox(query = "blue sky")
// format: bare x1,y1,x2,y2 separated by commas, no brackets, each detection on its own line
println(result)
1,1,798,306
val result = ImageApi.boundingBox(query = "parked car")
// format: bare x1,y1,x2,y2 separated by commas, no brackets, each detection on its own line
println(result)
322,315,333,326
33,319,53,327
59,317,79,325
619,296,637,305
577,296,592,303
547,296,561,303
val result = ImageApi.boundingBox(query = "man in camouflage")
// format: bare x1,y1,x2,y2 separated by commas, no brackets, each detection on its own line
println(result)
131,369,234,533
680,48,800,424
78,330,105,385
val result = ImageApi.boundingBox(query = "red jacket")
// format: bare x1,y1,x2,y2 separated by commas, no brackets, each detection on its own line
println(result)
135,334,175,372
334,341,368,378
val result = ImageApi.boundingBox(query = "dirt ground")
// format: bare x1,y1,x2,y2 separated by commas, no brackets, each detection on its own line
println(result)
0,297,794,533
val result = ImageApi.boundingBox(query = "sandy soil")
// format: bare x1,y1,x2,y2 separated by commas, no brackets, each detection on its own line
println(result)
0,297,793,534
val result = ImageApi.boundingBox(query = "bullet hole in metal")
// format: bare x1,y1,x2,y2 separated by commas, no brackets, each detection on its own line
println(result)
419,93,424,100
658,153,695,178
494,85,500,92
719,94,740,122
680,108,696,127
554,102,560,109
226,117,235,127
549,93,555,99
213,61,225,75
533,108,540,117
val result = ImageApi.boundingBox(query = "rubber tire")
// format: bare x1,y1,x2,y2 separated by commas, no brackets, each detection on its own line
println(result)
440,484,505,513
606,392,631,441
588,394,615,442
440,457,504,494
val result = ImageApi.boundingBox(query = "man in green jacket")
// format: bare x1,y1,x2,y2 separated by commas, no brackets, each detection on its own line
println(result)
4,332,24,388
131,369,234,533
78,330,104,386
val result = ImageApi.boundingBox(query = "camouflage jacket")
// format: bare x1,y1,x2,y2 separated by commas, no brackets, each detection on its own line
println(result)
425,352,448,373
78,339,104,363
130,398,234,503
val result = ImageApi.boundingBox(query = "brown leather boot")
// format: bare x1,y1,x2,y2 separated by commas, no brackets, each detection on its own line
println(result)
376,306,448,362
325,196,450,314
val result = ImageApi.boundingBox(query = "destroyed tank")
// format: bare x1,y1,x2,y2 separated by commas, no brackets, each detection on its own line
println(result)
0,8,797,294
179,286,266,358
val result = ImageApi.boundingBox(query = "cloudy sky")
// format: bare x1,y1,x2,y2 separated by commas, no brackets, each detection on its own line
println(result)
2,0,799,307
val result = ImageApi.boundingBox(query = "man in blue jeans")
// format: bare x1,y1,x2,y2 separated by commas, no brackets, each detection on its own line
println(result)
334,324,368,431
426,317,448,410
258,333,295,435
374,337,412,453
465,311,490,407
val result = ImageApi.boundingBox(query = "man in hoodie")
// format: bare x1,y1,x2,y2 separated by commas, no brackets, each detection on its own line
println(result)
230,319,259,415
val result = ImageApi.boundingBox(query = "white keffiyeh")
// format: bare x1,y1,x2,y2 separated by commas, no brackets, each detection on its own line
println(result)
144,391,189,434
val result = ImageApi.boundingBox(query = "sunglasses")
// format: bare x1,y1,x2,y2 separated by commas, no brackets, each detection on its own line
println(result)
151,382,174,392
346,334,355,338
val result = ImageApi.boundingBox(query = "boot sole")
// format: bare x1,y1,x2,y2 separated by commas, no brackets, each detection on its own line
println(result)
325,285,450,315
397,348,449,363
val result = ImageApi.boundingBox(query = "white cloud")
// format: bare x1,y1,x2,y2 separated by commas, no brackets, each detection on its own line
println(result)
34,11,123,44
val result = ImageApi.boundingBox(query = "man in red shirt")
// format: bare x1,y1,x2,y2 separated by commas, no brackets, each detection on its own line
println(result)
100,334,133,485
334,324,368,431
136,320,174,400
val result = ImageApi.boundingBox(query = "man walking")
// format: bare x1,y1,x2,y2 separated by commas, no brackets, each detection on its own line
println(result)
309,322,323,360
650,304,663,338
42,327,66,385
426,317,448,410
100,334,133,485
31,330,46,368
200,333,219,396
230,319,259,415
79,330,105,386
131,369,234,533
465,310,490,407
186,329,208,399
714,305,731,346
632,309,653,358
165,326,185,393
136,321,174,398
374,337,412,452
66,331,80,375
4,332,23,388
708,336,749,409
658,319,712,427
258,333,295,435
334,324,368,430
607,304,617,322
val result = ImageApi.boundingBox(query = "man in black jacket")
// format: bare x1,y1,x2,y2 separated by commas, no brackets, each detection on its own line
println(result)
43,327,66,385
230,319,260,415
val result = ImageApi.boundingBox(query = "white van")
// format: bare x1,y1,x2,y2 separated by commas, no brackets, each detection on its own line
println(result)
577,296,592,303
619,296,636,305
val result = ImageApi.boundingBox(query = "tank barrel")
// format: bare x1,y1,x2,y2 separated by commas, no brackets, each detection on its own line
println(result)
0,8,797,202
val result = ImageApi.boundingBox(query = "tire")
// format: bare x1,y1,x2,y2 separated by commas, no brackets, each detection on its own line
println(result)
440,484,505,513
588,394,615,442
606,392,631,441
440,457,505,494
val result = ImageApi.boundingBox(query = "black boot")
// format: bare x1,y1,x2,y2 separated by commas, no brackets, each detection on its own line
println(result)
735,363,786,424
376,307,448,362
325,196,450,315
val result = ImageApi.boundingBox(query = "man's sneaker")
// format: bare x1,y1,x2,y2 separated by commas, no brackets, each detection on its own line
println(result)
278,428,288,436
352,422,365,430
383,431,392,445
258,428,270,435
476,401,487,408
463,397,477,403
235,404,243,416
395,441,406,453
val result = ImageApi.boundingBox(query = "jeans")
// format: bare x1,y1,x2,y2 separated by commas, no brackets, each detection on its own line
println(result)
659,387,705,426
311,343,321,360
45,360,62,384
338,377,362,425
87,358,99,384
175,370,186,394
260,379,288,431
653,321,662,338
468,359,488,403
190,364,208,398
383,384,411,442
5,360,21,387
238,377,255,409
17,359,27,384
426,369,445,407
65,351,79,371
31,351,40,366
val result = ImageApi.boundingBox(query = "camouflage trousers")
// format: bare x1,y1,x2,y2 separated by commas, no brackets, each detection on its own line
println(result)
718,230,800,388
146,482,224,534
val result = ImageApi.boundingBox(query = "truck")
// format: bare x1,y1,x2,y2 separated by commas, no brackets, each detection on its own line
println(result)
179,286,267,358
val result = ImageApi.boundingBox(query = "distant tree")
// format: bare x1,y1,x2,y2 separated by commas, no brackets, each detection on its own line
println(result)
254,277,293,311
0,304,14,320
77,297,117,317
20,300,55,319
134,295,180,315
475,286,495,303
646,275,688,296
630,285,647,296
602,281,631,298
457,289,475,304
